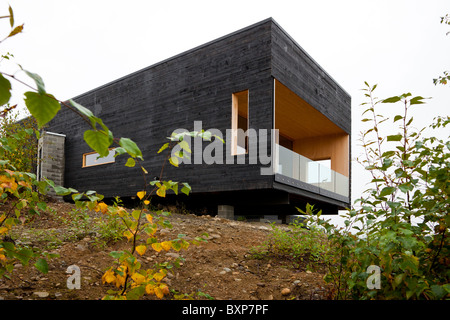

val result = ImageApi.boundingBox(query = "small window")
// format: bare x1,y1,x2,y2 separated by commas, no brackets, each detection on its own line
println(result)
231,90,249,155
83,148,116,167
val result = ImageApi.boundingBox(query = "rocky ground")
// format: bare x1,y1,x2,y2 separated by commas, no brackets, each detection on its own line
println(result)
0,201,331,300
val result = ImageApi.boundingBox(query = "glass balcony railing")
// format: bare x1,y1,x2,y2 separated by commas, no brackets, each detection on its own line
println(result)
275,144,349,198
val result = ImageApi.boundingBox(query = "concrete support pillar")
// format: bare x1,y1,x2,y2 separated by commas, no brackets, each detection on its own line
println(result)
37,131,66,197
217,205,234,220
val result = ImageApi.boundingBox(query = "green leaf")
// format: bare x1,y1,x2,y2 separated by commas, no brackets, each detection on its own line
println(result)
399,182,413,193
125,157,135,167
126,285,145,300
69,99,94,120
387,134,402,142
8,6,14,27
16,248,33,265
181,182,191,196
443,284,450,293
119,138,143,160
379,186,396,197
24,92,61,128
24,71,46,94
113,147,127,157
109,251,125,259
7,24,23,38
84,130,110,157
34,258,48,274
381,151,396,158
409,96,427,105
382,96,401,103
131,210,141,220
431,285,447,299
393,115,403,122
0,73,12,105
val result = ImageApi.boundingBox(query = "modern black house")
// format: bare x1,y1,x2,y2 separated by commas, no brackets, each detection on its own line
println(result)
40,18,351,221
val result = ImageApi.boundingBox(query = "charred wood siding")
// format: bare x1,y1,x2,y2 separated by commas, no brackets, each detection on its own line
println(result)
270,21,352,208
270,22,351,134
47,20,274,198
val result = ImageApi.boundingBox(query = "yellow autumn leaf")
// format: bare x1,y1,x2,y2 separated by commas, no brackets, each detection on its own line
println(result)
146,214,153,223
135,245,147,256
151,242,162,252
156,185,166,197
0,226,8,235
95,202,108,214
161,241,172,251
137,191,146,200
155,287,164,299
0,248,6,262
123,230,134,240
115,274,126,288
0,175,17,191
153,272,165,282
18,180,31,188
161,284,169,295
102,269,116,284
144,200,150,205
145,283,155,295
117,207,128,217
131,272,146,285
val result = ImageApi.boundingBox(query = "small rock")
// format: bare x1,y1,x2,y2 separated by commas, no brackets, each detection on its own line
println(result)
223,267,231,273
293,280,301,286
159,229,170,235
234,278,242,282
33,292,49,298
281,288,291,296
165,252,180,259
257,283,266,287
75,244,87,251
306,270,312,274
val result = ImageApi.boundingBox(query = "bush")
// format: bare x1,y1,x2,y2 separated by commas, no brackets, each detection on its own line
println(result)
303,84,449,300
251,221,332,272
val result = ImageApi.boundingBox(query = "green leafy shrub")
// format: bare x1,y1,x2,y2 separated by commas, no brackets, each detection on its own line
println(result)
304,83,449,300
250,221,332,271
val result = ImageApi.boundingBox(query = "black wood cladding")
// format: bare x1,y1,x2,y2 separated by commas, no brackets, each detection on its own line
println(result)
46,18,351,205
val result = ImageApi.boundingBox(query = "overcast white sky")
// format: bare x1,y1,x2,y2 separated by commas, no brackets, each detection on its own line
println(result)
1,0,449,218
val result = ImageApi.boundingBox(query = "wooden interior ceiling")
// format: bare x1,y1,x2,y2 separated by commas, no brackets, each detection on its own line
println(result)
274,80,345,140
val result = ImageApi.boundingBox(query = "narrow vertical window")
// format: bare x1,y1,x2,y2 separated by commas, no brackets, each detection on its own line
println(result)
231,90,249,155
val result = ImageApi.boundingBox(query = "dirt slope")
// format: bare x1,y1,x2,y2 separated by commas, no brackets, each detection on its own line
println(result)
0,201,330,300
